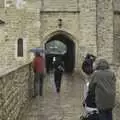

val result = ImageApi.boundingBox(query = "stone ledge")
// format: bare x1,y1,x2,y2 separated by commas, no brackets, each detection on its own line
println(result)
0,61,32,78
0,62,34,120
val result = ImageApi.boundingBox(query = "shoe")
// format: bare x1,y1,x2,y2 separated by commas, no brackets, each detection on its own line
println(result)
56,88,60,93
32,95,37,98
39,94,42,96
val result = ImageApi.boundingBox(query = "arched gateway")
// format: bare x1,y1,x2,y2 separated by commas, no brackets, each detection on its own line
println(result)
43,31,75,73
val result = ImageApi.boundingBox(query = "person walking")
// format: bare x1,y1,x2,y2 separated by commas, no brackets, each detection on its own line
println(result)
53,57,64,93
32,52,45,97
82,53,96,105
82,53,96,76
86,58,116,120
81,56,99,120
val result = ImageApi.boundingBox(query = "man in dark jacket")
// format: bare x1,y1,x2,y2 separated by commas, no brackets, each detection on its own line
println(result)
86,59,116,120
82,53,96,75
53,58,64,93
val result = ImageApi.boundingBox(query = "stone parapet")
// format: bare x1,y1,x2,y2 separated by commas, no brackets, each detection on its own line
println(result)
0,63,34,120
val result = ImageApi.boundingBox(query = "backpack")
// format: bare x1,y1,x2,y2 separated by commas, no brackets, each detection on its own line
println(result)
57,64,64,72
82,59,93,75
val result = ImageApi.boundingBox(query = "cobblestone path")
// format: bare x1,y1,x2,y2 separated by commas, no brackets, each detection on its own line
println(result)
20,73,120,120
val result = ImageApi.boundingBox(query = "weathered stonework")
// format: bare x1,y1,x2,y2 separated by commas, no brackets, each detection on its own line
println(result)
0,0,115,70
113,14,120,64
0,0,41,70
113,0,120,64
0,0,120,119
0,78,3,120
40,0,97,71
96,0,114,63
113,0,120,104
0,0,4,8
0,63,34,120
115,67,120,103
39,0,114,70
114,0,120,11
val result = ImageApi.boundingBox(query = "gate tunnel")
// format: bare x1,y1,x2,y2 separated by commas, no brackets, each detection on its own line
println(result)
45,33,75,73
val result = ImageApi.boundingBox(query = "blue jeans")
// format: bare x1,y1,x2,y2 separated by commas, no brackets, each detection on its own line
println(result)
99,109,113,120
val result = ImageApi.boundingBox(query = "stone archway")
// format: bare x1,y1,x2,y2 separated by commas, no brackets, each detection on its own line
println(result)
44,31,75,73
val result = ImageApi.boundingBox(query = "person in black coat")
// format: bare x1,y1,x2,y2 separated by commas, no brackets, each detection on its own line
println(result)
53,57,64,93
81,54,98,120
82,53,96,75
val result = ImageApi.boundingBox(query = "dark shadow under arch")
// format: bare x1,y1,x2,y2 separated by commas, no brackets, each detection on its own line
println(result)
45,32,75,73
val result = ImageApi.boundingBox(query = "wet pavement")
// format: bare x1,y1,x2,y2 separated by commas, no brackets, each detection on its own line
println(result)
19,73,120,120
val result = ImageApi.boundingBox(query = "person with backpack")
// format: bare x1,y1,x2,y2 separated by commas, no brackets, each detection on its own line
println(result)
53,57,64,93
80,54,98,120
82,53,96,76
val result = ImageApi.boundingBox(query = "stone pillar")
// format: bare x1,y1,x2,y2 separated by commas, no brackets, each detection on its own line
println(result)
96,0,114,63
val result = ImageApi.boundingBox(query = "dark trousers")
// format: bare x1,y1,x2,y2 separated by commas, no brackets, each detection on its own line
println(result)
54,71,62,93
34,72,43,96
98,109,113,120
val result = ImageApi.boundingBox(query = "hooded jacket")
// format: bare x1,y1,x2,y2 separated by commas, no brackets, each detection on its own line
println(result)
82,57,94,75
87,59,116,110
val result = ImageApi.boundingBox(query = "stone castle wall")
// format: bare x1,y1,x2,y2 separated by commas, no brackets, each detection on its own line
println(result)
116,66,120,103
0,0,41,71
40,0,97,70
113,0,120,104
114,0,120,11
96,0,113,63
0,0,115,71
40,0,114,69
0,0,120,119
